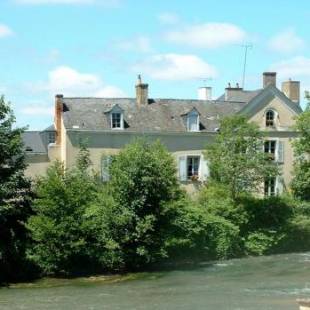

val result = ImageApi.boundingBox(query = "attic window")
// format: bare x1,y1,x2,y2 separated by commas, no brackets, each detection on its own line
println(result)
187,110,199,132
25,146,33,152
48,132,56,144
111,112,123,129
109,105,124,130
266,110,275,127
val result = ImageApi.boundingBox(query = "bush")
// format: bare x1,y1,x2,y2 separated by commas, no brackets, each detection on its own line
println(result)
165,198,241,260
27,161,98,275
84,140,183,271
244,230,285,255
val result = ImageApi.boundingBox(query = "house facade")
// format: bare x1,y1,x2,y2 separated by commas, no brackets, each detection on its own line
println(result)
22,72,303,195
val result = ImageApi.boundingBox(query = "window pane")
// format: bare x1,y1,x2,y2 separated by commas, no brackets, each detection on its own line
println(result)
266,110,275,127
188,115,198,131
112,113,121,128
187,156,200,179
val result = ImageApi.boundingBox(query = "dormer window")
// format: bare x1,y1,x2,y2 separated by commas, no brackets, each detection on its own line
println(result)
111,112,122,129
187,109,200,132
108,105,124,130
265,110,275,127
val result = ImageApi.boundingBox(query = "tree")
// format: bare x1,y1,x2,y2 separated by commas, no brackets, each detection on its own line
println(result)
27,150,98,275
291,92,310,201
88,140,182,270
205,115,278,199
0,96,33,282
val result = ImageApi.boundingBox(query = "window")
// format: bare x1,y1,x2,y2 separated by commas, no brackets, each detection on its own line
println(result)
179,155,209,182
187,110,199,132
264,140,276,161
101,155,114,182
187,156,200,180
265,110,275,127
48,132,56,144
264,177,276,196
111,112,122,129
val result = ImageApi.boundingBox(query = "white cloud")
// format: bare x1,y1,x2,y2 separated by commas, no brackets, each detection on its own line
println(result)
270,56,310,78
21,104,54,116
115,36,152,53
132,54,217,81
269,29,305,54
158,12,180,25
0,24,13,38
30,66,126,97
15,0,120,6
164,23,246,48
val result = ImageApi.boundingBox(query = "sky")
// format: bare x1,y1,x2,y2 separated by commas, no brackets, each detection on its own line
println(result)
0,0,309,130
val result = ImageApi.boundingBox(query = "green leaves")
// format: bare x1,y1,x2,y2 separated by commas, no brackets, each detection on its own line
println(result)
0,95,33,283
205,115,278,199
291,101,310,201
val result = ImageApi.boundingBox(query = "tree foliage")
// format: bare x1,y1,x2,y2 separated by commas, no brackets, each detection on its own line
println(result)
87,140,182,270
26,152,98,274
205,115,278,199
0,96,33,282
291,93,310,201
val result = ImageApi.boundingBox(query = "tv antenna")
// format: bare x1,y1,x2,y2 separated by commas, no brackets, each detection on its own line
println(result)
197,77,213,87
240,43,253,89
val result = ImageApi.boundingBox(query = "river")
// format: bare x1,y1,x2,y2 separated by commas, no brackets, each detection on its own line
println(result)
1,252,310,310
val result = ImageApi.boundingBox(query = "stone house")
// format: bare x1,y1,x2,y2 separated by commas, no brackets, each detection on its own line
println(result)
22,72,303,195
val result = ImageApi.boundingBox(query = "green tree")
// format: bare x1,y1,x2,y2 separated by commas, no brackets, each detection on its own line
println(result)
87,140,182,270
0,96,33,282
205,116,278,199
291,92,310,200
27,150,98,275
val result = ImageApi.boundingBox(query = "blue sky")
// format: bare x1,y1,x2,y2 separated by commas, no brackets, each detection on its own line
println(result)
0,0,309,129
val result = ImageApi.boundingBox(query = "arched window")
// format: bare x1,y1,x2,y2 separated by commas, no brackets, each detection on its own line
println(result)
265,110,275,127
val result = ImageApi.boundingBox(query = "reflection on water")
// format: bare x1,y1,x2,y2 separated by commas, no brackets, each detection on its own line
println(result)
1,252,310,310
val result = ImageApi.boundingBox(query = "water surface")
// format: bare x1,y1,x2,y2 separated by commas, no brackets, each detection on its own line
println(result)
1,252,310,310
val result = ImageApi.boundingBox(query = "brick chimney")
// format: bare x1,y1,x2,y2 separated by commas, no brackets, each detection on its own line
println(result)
263,72,277,88
225,83,243,101
135,75,148,106
281,79,300,104
54,94,63,145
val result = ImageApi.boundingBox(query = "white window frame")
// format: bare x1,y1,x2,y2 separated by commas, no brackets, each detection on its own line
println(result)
110,106,124,130
264,138,284,163
265,109,278,129
187,110,200,132
48,131,56,144
264,177,276,196
178,154,209,182
187,156,200,180
264,139,277,161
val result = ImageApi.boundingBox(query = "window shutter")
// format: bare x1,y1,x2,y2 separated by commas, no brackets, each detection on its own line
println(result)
277,141,284,163
101,155,112,182
276,176,284,195
178,156,187,181
199,156,210,181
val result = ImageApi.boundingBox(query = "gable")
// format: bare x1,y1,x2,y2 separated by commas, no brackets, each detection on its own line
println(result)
239,85,303,130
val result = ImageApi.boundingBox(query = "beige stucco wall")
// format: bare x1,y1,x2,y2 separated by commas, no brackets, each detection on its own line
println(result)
24,154,50,180
249,96,299,191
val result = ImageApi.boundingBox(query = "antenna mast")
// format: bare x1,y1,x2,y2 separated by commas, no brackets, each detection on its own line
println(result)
241,43,252,89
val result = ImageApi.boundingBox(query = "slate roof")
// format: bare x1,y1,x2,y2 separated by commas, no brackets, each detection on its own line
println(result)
62,98,248,133
22,131,46,153
217,89,263,102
